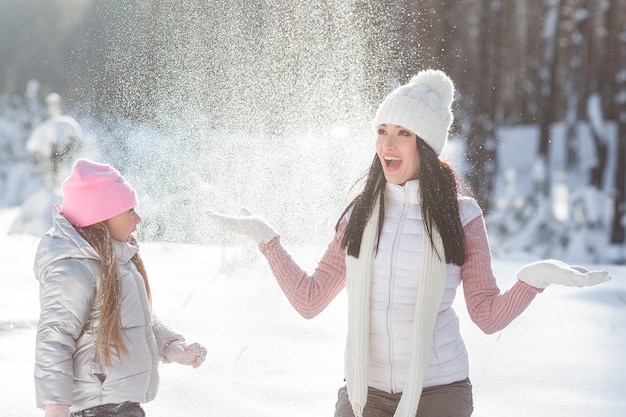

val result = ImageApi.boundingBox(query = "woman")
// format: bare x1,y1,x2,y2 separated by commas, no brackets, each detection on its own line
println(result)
35,159,207,417
206,70,610,417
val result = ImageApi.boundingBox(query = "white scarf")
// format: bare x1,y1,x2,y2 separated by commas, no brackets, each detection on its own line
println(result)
345,194,447,417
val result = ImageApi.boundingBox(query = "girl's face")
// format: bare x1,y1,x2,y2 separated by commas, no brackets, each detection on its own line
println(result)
376,124,421,185
105,208,141,242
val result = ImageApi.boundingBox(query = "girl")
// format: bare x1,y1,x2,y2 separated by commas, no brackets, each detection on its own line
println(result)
34,159,207,417
206,70,610,417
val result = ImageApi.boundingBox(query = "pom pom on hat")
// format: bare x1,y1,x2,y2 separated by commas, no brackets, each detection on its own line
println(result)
372,69,455,155
60,158,138,228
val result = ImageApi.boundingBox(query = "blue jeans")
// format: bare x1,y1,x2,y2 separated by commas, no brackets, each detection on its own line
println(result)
71,402,145,417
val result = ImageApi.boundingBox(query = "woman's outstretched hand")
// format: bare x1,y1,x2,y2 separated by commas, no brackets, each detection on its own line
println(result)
206,208,278,244
517,259,611,289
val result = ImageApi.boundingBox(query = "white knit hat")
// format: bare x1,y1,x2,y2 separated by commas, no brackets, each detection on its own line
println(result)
372,69,454,155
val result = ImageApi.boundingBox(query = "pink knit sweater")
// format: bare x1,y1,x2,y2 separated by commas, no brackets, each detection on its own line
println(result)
258,214,542,334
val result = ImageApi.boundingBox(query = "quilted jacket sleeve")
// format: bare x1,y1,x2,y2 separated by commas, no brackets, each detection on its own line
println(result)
152,313,185,363
34,259,98,409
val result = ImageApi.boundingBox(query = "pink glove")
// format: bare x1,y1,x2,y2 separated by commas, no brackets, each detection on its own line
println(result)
165,340,207,368
44,404,70,417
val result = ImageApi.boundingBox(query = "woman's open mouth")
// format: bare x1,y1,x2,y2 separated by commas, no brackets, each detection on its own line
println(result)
384,155,402,171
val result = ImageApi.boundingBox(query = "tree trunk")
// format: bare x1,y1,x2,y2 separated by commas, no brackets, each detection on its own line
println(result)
465,0,499,210
610,1,626,244
537,0,562,197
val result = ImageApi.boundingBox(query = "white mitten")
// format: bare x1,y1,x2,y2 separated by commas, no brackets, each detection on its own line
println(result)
517,259,611,289
44,404,70,417
165,340,207,369
205,208,279,244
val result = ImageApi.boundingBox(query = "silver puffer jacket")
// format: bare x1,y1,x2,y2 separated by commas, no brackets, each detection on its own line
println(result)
34,211,183,412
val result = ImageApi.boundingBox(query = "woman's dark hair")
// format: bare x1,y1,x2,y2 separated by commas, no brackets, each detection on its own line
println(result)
337,137,466,266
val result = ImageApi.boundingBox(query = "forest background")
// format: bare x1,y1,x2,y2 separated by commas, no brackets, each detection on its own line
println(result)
1,0,626,264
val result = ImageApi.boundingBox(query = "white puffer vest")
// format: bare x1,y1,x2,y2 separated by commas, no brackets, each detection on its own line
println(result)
368,180,481,393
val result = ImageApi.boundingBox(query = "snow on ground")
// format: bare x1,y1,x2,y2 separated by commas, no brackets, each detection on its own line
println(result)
1,207,624,417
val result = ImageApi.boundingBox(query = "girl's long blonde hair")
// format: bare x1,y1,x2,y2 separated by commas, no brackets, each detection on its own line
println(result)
77,223,151,367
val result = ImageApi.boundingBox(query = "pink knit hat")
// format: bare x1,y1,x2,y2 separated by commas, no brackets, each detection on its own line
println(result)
60,158,138,227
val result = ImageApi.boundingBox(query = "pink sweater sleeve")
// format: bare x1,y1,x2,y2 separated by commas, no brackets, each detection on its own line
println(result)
462,215,543,334
258,222,347,319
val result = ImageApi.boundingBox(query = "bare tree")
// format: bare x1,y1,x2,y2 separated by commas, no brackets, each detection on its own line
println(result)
608,1,626,244
536,0,563,196
462,0,502,208
584,0,610,190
